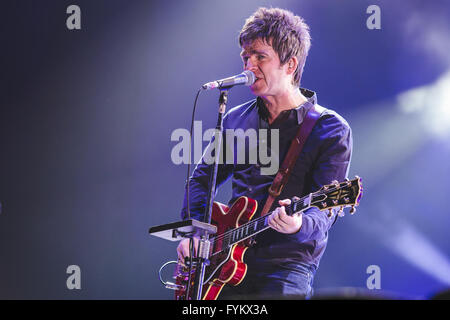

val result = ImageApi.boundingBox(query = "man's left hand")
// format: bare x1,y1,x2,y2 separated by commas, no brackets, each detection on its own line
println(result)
268,199,303,234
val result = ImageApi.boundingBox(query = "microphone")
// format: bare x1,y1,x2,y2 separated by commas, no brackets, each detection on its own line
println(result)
202,70,256,90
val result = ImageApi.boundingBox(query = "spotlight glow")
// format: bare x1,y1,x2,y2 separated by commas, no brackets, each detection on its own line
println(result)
390,220,450,286
397,71,450,139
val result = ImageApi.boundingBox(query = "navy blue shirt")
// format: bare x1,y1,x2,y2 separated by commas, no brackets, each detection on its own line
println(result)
181,88,352,271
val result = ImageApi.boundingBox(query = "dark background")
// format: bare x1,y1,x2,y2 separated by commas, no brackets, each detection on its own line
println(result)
1,0,449,299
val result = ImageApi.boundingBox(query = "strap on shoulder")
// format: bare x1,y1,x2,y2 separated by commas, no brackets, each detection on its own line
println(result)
260,103,325,216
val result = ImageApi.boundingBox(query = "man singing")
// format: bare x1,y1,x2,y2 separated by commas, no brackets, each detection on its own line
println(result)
177,7,352,299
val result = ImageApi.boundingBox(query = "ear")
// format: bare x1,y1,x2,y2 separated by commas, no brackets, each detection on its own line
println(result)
285,56,298,76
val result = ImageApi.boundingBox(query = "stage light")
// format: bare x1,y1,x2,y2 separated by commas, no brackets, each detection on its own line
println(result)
397,70,450,139
346,70,450,295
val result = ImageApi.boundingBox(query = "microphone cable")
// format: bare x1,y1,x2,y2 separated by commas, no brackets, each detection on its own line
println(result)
184,88,202,299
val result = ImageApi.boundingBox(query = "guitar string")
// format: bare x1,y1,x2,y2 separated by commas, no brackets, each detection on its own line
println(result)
210,194,306,246
210,186,328,247
212,182,337,244
210,180,359,252
209,182,354,251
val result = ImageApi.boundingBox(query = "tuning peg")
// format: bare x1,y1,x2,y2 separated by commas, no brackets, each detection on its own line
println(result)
327,208,334,218
338,206,345,217
349,205,356,214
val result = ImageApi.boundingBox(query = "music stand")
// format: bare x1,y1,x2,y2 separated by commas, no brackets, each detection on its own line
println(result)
149,219,217,242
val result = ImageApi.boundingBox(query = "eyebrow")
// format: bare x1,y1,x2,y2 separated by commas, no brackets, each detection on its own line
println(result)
240,49,268,57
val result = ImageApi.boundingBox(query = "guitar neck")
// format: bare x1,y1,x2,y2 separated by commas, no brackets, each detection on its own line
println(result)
210,193,312,255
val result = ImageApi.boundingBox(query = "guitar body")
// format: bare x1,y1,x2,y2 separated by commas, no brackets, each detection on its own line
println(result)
175,196,258,300
171,176,363,300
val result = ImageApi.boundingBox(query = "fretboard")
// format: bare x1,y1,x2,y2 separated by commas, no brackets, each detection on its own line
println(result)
210,193,312,256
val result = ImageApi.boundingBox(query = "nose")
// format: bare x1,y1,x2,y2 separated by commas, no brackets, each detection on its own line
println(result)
244,57,258,72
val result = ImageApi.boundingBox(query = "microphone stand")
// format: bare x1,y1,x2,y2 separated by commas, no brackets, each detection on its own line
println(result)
192,87,229,300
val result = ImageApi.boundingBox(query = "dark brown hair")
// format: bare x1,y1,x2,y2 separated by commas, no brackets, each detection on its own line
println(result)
239,7,311,87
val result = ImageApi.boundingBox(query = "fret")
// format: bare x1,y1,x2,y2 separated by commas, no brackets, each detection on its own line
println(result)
221,236,228,252
222,195,309,251
216,196,309,253
216,236,222,253
209,177,362,259
290,194,310,215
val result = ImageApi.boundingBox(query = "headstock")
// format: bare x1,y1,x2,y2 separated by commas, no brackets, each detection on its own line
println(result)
310,176,363,218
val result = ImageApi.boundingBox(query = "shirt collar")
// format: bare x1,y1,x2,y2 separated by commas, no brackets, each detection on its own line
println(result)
256,88,318,125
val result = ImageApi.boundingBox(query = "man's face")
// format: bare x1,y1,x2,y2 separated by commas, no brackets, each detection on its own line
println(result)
240,38,291,97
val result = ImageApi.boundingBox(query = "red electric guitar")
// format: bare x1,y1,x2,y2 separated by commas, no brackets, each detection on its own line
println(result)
174,176,363,300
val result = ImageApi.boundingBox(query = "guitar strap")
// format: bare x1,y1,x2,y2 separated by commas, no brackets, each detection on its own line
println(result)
259,103,326,217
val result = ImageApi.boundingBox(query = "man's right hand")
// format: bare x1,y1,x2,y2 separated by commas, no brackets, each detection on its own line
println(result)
176,237,200,264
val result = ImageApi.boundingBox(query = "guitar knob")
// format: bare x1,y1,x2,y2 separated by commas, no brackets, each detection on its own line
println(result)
349,206,356,214
338,206,345,217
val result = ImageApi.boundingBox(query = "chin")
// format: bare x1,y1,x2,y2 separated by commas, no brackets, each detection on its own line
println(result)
250,84,266,97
